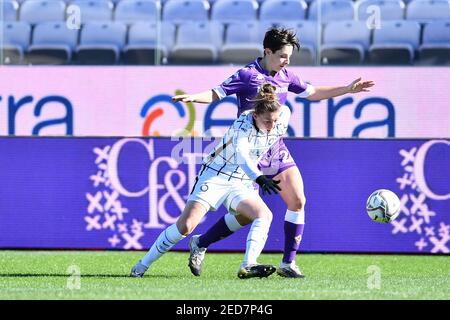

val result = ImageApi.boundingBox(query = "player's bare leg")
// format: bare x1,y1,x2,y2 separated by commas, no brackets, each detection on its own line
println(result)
176,201,210,235
275,166,306,278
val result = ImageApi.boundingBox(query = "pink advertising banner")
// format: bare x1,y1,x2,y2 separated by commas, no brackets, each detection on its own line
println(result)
0,66,449,138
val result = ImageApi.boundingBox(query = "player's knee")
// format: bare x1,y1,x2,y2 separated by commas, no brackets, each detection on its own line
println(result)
257,209,272,223
288,194,306,212
177,221,195,236
235,214,252,226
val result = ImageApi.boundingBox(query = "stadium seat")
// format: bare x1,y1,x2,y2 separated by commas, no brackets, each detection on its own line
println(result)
19,0,66,24
259,0,308,23
369,20,421,65
278,20,319,65
123,21,176,65
308,0,355,23
356,0,405,22
1,0,19,21
70,0,113,23
406,0,450,23
114,0,161,24
418,21,450,65
75,21,127,64
169,21,223,64
26,21,78,65
219,21,264,64
211,0,259,24
258,20,277,34
321,21,371,65
0,21,30,64
163,0,210,24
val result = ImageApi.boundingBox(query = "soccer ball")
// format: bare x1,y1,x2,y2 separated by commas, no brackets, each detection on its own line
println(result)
366,189,401,223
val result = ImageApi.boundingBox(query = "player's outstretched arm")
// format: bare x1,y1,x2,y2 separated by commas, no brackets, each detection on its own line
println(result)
307,77,375,101
172,90,219,104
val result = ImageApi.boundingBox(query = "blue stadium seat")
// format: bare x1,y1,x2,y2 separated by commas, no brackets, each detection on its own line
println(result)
258,20,278,36
419,21,450,65
169,21,223,64
406,0,450,23
369,20,421,64
76,21,127,64
163,0,210,24
211,0,259,24
277,20,319,65
356,0,405,22
26,21,79,64
219,21,263,64
126,21,175,49
259,0,307,23
0,21,30,64
321,21,371,65
70,0,113,23
308,0,355,23
123,21,176,64
1,0,19,21
224,21,264,44
20,0,66,24
114,0,161,24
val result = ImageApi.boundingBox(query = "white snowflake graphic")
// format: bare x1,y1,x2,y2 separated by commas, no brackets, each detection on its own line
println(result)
394,145,449,253
84,144,145,249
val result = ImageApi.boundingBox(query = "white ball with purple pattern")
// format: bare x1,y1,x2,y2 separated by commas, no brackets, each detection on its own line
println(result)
366,189,401,223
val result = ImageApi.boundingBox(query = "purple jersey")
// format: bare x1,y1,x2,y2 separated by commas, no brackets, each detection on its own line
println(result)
213,58,314,116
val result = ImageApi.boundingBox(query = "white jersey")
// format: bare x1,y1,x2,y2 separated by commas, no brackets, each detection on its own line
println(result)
201,105,291,182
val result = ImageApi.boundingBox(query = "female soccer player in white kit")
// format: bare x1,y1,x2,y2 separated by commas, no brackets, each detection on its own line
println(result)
131,84,291,279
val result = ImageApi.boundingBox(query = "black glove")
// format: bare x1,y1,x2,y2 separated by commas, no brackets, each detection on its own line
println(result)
255,175,282,195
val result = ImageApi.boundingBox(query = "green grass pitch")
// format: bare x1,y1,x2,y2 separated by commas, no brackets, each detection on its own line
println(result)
0,251,449,300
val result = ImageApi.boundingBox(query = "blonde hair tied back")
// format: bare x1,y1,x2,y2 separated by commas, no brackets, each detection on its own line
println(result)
251,83,281,114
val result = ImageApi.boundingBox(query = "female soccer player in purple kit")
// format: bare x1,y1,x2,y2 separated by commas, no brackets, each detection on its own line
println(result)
172,27,374,278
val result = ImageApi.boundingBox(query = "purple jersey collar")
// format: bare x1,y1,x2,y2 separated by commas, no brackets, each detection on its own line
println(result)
254,57,271,76
254,57,285,78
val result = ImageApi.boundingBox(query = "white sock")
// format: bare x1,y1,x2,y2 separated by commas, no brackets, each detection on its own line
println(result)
224,213,243,232
285,209,305,224
242,218,270,266
141,224,185,267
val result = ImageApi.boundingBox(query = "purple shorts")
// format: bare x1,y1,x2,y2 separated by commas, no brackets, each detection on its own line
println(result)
257,138,297,178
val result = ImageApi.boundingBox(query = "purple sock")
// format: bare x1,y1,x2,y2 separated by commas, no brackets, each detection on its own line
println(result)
198,216,234,248
283,221,305,264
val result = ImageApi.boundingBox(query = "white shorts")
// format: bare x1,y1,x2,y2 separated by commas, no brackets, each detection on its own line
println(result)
187,167,260,215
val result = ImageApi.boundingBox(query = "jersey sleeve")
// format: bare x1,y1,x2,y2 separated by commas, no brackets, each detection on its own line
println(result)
213,68,252,99
287,70,315,98
276,105,292,136
232,121,262,181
